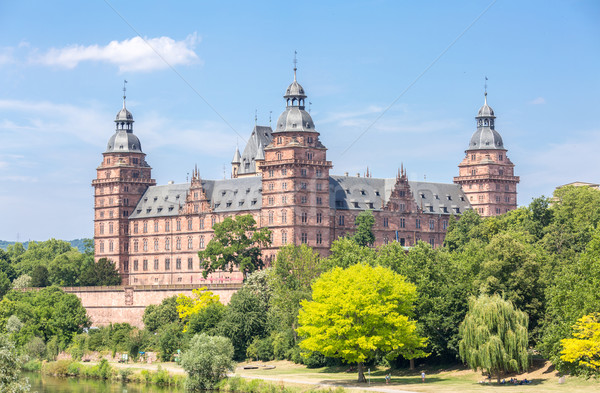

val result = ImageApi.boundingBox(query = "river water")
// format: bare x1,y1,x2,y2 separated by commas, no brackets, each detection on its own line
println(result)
26,372,185,393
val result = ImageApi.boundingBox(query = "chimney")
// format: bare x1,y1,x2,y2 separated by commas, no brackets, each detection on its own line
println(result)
356,173,360,177
344,172,349,177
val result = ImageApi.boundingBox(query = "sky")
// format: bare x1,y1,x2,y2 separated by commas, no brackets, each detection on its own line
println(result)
0,0,599,241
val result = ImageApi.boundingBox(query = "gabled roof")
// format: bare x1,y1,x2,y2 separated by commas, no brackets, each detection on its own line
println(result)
238,125,273,175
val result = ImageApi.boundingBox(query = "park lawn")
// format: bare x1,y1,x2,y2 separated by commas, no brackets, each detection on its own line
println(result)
235,360,600,393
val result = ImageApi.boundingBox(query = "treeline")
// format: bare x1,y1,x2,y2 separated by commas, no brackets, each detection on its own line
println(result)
0,238,89,253
0,185,598,379
0,238,121,296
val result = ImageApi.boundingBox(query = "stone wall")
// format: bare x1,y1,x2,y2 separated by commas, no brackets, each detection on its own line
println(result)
63,283,242,328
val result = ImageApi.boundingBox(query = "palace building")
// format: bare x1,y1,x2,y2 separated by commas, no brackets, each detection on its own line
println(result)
93,68,518,285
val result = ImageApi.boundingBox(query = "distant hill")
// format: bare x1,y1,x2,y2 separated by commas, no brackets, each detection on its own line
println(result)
0,239,90,253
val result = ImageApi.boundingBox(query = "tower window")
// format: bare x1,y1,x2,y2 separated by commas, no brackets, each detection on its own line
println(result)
499,154,504,161
316,213,322,223
301,232,308,244
301,212,308,223
416,219,421,229
316,233,322,244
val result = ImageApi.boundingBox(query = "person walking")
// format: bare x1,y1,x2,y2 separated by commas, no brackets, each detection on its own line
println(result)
421,371,426,383
385,373,391,384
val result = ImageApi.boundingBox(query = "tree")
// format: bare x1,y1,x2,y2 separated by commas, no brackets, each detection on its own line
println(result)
157,322,185,361
459,294,529,382
11,275,31,290
218,287,268,360
176,288,220,331
443,209,483,251
560,313,600,374
0,334,30,393
0,272,10,299
326,237,376,269
143,296,180,333
297,264,427,382
199,215,271,280
181,333,235,391
187,302,226,336
352,210,375,247
80,258,121,286
48,251,85,287
30,265,49,288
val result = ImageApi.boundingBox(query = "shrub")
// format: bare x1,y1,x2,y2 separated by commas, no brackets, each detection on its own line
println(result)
42,359,75,376
22,359,42,372
25,337,46,359
181,333,235,391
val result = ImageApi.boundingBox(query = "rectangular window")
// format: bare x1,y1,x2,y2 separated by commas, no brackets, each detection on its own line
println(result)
143,259,148,271
301,168,307,177
165,238,170,251
301,212,308,223
442,220,448,230
282,196,287,204
383,217,389,227
188,257,193,270
268,197,274,205
316,169,322,177
133,241,138,252
268,211,274,225
316,197,322,205
316,183,322,191
133,260,139,271
154,239,159,251
429,219,435,230
316,233,322,244
165,221,170,231
282,232,287,245
154,259,159,270
199,236,205,249
281,168,287,175
416,219,421,229
400,218,405,228
301,196,307,204
338,215,345,226
301,233,308,244
269,183,274,190
282,182,287,190
188,237,193,249
109,223,113,234
176,258,182,270
282,210,287,224
429,238,435,247
176,237,181,250
316,213,322,223
133,223,138,234
165,258,171,270
199,218,204,230
301,182,307,190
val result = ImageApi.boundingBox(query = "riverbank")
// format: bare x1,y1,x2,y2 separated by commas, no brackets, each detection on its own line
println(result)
57,358,599,393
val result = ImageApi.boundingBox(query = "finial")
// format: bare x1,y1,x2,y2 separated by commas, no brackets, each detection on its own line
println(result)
255,109,257,125
308,101,312,113
122,80,128,109
484,76,488,103
293,51,298,81
269,111,272,126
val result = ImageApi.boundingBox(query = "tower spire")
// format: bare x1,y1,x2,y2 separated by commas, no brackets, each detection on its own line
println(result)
293,51,298,81
484,76,488,103
122,80,128,109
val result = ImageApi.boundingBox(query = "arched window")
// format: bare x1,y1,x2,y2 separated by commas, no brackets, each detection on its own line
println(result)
281,231,287,245
133,240,139,252
282,210,287,224
176,237,182,250
199,236,205,249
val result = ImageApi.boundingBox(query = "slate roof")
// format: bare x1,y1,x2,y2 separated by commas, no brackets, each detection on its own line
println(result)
237,126,273,175
130,177,263,219
329,175,471,214
130,175,471,219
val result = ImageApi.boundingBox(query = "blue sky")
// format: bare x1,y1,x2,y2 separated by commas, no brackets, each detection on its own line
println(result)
0,1,599,241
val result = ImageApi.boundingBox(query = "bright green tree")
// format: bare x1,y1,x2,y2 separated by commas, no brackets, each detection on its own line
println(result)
181,333,235,391
459,294,529,382
560,313,600,374
199,215,271,280
297,264,427,382
352,210,375,247
176,287,220,331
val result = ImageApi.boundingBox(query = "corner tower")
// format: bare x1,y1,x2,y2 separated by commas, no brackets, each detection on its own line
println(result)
92,90,156,282
454,92,519,216
259,64,332,256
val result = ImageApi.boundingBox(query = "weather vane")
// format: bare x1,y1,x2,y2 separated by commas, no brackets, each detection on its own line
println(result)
293,51,298,80
484,76,488,96
123,79,128,107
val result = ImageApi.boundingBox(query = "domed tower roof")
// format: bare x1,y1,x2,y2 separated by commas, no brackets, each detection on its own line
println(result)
105,88,143,153
468,93,504,150
275,64,316,133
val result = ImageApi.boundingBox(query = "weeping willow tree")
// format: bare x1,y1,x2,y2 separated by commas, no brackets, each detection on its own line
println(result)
459,294,529,382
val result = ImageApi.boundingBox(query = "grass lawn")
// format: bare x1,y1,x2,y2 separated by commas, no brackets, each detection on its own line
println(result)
235,359,600,393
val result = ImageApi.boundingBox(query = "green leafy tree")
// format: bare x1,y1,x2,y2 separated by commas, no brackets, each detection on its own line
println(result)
326,237,376,269
181,333,235,391
0,334,30,393
143,296,180,333
0,251,16,282
218,287,268,360
352,210,375,247
177,288,220,331
14,239,74,277
0,272,10,299
297,264,427,382
30,265,49,288
443,209,483,251
158,322,185,361
269,244,324,348
11,275,31,290
48,251,85,286
199,215,271,280
459,294,529,382
188,302,226,336
80,258,121,286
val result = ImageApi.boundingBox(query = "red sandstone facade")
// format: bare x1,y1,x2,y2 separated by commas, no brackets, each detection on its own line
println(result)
93,72,517,285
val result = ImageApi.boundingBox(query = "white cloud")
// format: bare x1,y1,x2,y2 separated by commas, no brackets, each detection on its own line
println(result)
529,97,546,105
0,47,14,65
34,33,200,72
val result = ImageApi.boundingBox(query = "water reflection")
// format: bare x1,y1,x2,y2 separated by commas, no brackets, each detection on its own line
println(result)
26,372,185,393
